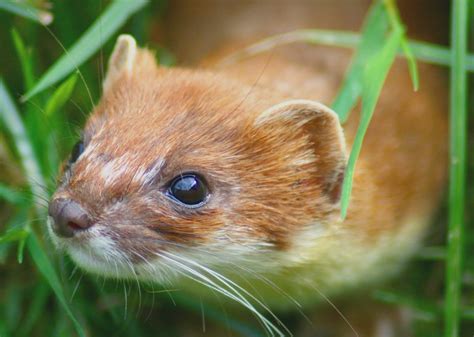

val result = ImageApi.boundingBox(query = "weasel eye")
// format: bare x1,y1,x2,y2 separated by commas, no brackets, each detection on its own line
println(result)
69,140,85,164
168,174,209,207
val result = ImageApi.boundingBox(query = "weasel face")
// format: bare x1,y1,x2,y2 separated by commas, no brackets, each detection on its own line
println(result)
48,35,346,283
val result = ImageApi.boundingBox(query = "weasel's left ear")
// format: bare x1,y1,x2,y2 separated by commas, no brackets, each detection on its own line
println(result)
256,99,347,203
103,34,137,92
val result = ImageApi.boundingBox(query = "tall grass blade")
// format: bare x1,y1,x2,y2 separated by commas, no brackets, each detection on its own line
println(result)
45,73,78,117
0,0,52,25
0,79,46,213
23,0,148,101
331,1,389,122
383,0,419,90
11,29,35,91
0,79,84,336
445,0,469,336
16,235,26,264
27,234,86,337
340,28,403,218
219,29,474,73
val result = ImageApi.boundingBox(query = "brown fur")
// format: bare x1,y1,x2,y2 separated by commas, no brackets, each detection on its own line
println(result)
52,1,446,254
55,56,345,253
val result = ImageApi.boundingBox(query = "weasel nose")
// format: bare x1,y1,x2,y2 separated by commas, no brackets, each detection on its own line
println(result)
48,198,93,238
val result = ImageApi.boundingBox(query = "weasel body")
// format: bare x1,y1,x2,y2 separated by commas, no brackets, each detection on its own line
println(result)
48,2,447,312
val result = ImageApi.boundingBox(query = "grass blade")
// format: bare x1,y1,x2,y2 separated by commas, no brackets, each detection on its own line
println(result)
11,29,36,91
445,0,469,336
23,0,148,101
0,79,84,336
0,227,29,244
219,29,474,73
400,39,419,90
383,0,419,90
0,183,26,205
331,0,389,122
45,73,78,117
0,0,52,25
0,79,46,213
340,28,403,218
16,235,26,264
27,233,86,337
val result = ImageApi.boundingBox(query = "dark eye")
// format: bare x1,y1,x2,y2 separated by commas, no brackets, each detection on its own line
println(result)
69,140,85,164
168,174,209,207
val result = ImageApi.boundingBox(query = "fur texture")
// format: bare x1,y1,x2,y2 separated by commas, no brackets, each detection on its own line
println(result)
48,2,447,316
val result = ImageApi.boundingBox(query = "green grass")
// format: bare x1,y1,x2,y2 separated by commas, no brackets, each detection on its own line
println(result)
0,0,471,336
446,0,469,336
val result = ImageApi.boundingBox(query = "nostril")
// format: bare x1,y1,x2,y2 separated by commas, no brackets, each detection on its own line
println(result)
67,221,84,231
48,198,93,238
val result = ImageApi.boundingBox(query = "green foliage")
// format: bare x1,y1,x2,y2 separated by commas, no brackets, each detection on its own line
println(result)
44,73,78,117
445,0,469,336
331,1,390,122
23,0,148,101
27,234,85,337
340,24,403,218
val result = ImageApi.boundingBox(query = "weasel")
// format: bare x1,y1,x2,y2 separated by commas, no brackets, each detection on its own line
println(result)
47,0,448,329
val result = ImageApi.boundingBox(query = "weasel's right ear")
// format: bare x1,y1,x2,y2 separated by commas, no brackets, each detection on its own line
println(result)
103,34,137,92
256,99,347,203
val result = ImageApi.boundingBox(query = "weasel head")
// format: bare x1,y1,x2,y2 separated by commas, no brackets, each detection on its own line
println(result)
48,35,346,283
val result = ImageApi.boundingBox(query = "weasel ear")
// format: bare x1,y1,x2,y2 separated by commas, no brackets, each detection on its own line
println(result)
256,99,347,203
103,34,137,92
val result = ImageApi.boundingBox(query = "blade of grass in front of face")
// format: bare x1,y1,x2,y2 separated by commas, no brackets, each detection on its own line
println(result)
23,0,148,101
445,0,469,336
0,0,52,25
340,28,403,218
27,233,86,337
383,0,419,90
331,0,389,122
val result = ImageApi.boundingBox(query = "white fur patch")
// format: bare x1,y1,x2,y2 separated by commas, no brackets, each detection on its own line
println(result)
99,156,129,186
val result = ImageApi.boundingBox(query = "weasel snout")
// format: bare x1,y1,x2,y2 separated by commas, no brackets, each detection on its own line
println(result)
48,198,94,238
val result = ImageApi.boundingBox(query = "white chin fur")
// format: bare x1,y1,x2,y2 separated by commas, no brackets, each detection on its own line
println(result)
47,221,135,279
67,234,130,279
47,222,172,283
